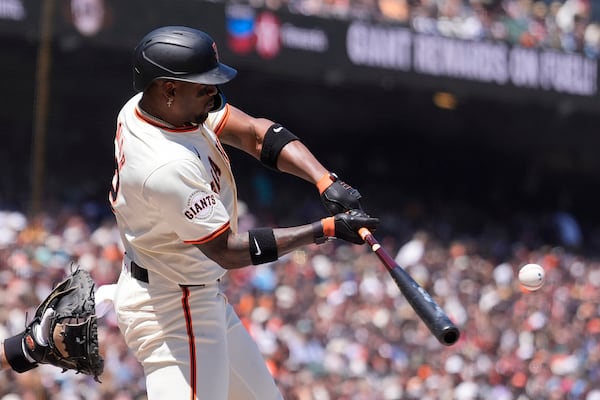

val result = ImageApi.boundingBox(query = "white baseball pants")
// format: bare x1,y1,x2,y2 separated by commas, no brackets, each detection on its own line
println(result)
114,266,283,400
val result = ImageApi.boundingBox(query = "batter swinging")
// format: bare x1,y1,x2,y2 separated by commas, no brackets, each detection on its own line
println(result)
110,26,378,399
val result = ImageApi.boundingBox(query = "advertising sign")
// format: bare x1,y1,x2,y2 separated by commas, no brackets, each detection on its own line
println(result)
1,0,598,108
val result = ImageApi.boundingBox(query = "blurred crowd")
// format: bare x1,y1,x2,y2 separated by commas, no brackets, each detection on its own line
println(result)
1,200,599,400
238,0,600,57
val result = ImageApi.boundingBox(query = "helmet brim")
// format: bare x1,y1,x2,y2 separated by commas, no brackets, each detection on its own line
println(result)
180,62,238,85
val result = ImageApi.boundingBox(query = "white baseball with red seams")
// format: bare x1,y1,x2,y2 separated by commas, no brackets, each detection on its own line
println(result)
518,263,545,291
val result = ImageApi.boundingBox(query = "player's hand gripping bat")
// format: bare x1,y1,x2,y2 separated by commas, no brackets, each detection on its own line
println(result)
359,228,460,346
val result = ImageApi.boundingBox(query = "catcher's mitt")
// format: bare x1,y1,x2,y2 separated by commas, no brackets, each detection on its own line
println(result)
24,268,104,382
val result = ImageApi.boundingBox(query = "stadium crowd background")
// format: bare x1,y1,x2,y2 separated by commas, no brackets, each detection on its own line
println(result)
239,0,600,58
0,196,599,400
1,0,600,399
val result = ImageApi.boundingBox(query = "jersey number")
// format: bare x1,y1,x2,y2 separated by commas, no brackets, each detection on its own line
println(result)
109,124,125,204
209,156,222,193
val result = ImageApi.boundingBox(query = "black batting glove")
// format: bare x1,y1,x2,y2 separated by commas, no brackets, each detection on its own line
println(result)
313,209,379,245
317,172,362,215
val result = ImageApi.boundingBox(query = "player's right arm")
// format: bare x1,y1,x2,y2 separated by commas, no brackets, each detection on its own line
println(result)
194,211,379,269
143,159,378,268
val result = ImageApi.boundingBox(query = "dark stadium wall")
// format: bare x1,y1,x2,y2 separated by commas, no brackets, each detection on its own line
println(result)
2,26,600,234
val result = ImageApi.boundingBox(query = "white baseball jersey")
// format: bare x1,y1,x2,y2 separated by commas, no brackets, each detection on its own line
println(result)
110,92,238,285
110,93,283,400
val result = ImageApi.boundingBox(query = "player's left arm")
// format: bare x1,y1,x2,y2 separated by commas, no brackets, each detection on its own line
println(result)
218,105,363,214
218,105,327,183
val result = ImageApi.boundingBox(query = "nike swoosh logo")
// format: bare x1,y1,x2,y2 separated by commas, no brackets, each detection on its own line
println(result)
253,237,262,255
273,126,283,133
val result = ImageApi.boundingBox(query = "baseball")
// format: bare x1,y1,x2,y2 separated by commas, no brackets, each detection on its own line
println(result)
518,263,545,291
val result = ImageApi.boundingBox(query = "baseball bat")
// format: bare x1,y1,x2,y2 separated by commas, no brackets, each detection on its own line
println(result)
359,228,460,346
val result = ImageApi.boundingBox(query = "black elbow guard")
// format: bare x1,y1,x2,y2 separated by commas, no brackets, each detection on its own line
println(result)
260,124,299,170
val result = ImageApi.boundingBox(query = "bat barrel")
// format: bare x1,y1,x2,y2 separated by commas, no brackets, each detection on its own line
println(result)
359,227,461,346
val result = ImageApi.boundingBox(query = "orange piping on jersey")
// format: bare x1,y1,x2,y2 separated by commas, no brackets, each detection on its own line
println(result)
212,104,230,136
134,107,198,133
180,286,197,400
183,221,230,245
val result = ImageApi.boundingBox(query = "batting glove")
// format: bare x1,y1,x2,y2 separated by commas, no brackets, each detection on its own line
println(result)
317,172,362,215
314,209,379,244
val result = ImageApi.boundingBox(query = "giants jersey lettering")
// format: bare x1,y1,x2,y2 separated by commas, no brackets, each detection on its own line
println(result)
110,93,238,285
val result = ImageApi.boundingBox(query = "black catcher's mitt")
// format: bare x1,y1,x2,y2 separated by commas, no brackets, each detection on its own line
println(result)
24,268,104,382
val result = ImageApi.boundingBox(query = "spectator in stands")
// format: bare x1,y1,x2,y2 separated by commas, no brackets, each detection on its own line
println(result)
2,201,600,399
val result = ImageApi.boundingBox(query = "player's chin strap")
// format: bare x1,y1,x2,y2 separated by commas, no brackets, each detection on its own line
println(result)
210,87,226,112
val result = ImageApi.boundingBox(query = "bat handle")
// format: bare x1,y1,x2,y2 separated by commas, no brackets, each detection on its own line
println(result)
358,227,370,239
359,227,379,249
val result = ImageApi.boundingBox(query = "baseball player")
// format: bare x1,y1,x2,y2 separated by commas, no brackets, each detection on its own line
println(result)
110,26,378,400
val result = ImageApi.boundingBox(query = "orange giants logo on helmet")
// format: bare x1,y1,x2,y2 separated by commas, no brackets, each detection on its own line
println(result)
213,41,220,61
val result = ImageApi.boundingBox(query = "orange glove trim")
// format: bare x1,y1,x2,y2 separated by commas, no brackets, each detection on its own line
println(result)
316,173,334,194
322,217,336,237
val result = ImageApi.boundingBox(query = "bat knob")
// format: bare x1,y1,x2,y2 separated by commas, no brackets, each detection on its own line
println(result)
440,327,460,346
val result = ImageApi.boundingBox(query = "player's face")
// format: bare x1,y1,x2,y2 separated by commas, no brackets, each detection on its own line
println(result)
175,82,218,125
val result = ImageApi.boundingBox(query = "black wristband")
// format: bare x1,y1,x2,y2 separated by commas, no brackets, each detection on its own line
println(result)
249,228,278,265
4,332,38,373
312,221,328,244
260,124,299,170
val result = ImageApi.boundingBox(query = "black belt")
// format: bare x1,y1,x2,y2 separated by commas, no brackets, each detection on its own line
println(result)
129,260,149,283
128,259,220,286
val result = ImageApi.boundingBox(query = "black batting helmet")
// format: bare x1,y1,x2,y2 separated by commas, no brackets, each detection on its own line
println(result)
132,26,237,110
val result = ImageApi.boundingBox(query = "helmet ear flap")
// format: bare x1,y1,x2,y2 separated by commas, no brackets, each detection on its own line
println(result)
211,87,226,112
